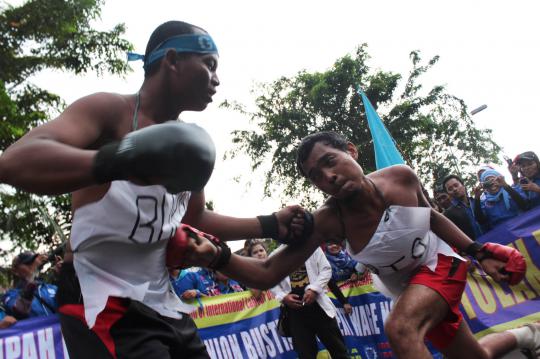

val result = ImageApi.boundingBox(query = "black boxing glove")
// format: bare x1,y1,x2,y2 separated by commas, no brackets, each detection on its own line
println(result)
93,122,216,193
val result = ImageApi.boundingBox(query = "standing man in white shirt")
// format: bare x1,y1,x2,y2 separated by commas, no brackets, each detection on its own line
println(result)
271,247,348,359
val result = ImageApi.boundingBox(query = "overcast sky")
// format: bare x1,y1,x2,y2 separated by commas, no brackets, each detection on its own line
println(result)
26,0,540,237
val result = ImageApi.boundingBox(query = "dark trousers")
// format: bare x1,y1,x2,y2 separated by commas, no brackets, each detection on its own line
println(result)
288,302,348,359
57,262,209,359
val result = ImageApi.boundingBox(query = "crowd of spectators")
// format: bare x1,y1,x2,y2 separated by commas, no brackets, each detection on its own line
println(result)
170,239,363,305
434,150,540,239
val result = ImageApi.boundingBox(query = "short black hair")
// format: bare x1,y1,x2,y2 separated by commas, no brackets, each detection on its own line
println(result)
144,20,206,78
442,174,464,192
296,131,349,177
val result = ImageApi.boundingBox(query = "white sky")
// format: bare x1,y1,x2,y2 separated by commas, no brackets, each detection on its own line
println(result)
23,0,540,249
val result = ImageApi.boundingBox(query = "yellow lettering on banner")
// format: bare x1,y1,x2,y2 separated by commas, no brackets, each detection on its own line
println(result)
467,272,497,314
509,279,537,304
473,258,515,307
514,238,540,296
485,276,516,307
460,290,477,319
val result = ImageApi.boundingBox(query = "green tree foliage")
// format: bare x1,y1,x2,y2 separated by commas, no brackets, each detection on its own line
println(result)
226,45,500,205
0,0,132,252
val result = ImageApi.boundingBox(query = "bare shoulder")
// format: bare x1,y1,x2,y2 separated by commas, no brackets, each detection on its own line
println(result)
370,165,419,186
60,92,132,125
16,92,134,150
313,200,343,241
368,165,421,206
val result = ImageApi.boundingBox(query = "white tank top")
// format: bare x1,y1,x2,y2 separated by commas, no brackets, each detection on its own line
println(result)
346,205,464,299
71,181,193,328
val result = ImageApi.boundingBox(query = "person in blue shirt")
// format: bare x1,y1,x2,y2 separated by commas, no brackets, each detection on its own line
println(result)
209,271,244,296
325,242,364,283
474,169,528,229
0,305,17,329
169,268,208,301
512,151,540,209
3,252,58,319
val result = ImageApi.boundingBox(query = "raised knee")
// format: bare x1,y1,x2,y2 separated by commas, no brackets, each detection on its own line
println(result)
385,317,418,347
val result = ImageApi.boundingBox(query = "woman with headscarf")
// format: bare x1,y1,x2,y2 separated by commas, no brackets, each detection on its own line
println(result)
474,169,528,229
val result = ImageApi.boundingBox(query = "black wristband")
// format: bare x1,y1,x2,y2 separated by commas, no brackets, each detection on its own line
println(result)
257,214,279,240
208,239,232,270
93,142,122,183
464,241,484,258
278,211,315,246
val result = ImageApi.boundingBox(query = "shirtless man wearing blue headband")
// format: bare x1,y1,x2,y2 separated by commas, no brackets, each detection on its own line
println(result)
0,20,304,358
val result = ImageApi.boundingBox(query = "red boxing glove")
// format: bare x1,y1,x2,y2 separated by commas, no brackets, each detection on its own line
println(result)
482,243,527,285
166,224,229,269
166,224,202,269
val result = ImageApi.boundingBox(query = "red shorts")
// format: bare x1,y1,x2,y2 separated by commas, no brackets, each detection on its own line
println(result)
409,254,468,349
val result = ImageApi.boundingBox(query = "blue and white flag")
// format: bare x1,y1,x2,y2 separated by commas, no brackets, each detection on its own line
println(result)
358,89,405,169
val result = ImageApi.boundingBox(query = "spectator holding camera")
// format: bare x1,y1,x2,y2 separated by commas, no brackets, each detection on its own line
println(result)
474,169,528,230
2,252,58,319
512,151,540,208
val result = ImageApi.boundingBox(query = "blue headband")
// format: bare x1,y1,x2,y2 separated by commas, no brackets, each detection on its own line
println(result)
480,169,501,182
127,34,218,70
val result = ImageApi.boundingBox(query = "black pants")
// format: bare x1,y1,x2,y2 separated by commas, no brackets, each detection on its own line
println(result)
288,302,348,359
57,262,209,359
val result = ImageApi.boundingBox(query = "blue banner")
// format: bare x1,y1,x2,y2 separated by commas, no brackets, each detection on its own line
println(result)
460,206,540,338
0,315,68,358
191,281,441,359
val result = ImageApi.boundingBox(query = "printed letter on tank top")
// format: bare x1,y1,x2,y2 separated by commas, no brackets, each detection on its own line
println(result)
70,181,193,328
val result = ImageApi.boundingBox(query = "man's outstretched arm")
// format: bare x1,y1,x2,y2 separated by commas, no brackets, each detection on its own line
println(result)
182,191,307,241
180,208,332,289
217,207,336,289
220,234,323,289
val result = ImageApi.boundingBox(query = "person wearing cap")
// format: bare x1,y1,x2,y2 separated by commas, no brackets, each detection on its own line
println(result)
2,251,58,319
512,151,540,208
473,169,528,230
